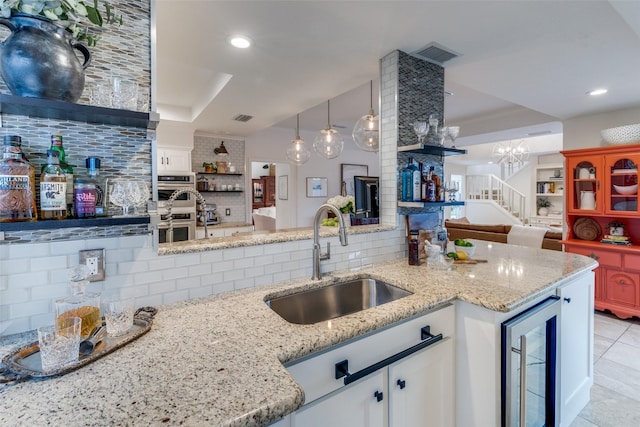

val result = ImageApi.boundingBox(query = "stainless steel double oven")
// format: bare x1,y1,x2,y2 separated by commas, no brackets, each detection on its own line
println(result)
156,173,196,243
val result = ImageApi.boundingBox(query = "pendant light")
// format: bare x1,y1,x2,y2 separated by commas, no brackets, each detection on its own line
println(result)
313,100,344,159
214,141,229,156
286,114,311,165
352,80,379,152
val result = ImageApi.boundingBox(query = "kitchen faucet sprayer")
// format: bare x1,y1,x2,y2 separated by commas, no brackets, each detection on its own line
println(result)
166,187,207,243
312,203,348,280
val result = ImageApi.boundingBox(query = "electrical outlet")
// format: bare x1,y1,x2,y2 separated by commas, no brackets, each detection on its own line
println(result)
79,249,105,282
225,208,231,216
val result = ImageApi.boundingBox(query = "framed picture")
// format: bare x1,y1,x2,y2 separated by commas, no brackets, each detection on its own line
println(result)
306,177,328,197
341,163,368,196
278,175,288,200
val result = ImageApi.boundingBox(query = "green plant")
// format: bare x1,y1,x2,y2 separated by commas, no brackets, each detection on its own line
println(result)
202,162,216,171
0,0,123,46
537,197,551,208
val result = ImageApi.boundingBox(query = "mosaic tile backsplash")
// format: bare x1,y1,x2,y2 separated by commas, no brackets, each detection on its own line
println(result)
0,0,152,242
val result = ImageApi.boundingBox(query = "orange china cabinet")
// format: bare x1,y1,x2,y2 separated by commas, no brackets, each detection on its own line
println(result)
562,143,640,319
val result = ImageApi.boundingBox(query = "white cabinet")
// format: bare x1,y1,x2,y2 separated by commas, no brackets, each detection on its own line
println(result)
531,163,564,227
388,339,454,427
196,225,253,239
291,371,385,427
557,271,594,427
157,147,191,172
283,305,455,427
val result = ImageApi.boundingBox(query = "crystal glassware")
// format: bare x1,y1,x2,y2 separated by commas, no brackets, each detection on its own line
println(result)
128,180,149,216
38,317,82,372
447,181,460,202
54,265,101,340
446,126,460,148
413,121,429,143
103,297,135,336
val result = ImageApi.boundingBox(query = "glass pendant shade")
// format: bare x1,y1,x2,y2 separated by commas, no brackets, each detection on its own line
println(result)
286,114,311,165
352,80,379,152
352,109,379,152
313,100,344,159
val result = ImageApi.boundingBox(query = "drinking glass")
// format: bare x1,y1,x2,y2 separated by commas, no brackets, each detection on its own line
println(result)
103,297,135,336
38,317,82,372
129,180,149,215
112,78,138,110
108,179,131,216
446,126,460,148
448,181,460,202
413,121,429,143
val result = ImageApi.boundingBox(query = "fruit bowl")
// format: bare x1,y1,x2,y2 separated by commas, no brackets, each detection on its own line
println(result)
454,244,475,259
613,184,638,195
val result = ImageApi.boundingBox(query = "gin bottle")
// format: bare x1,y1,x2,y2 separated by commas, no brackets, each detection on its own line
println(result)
401,157,418,202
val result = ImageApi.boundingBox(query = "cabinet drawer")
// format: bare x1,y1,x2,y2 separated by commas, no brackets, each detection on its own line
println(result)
624,254,640,272
566,246,621,268
286,304,454,404
604,269,639,307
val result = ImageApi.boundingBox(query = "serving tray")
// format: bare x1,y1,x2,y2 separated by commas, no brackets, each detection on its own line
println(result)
0,307,156,383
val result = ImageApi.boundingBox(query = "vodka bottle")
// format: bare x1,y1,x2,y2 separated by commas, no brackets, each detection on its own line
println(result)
40,150,67,220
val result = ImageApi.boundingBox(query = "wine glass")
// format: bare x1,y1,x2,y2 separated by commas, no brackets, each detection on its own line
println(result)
108,180,128,216
447,181,460,202
129,180,149,216
428,114,439,145
413,121,429,143
446,126,460,148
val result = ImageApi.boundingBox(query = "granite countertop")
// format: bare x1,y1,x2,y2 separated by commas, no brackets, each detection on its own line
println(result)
0,241,597,426
160,224,395,255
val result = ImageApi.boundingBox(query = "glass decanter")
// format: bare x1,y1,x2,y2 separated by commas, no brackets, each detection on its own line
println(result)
54,265,102,339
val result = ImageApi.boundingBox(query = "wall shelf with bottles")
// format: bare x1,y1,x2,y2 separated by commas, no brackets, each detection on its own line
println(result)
0,94,157,129
196,172,243,176
398,201,465,208
198,190,243,194
0,215,150,232
398,144,467,157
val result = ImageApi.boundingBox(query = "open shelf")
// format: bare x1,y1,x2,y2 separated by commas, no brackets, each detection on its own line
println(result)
398,143,467,156
0,94,157,129
0,215,150,232
398,201,465,208
196,172,243,176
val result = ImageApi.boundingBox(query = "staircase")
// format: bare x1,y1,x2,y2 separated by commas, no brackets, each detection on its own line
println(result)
466,174,525,223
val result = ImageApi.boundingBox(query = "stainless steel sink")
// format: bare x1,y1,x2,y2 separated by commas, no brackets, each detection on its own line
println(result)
266,278,413,325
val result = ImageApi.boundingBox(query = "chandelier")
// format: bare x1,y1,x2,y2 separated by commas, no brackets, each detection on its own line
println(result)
492,140,530,173
352,80,379,152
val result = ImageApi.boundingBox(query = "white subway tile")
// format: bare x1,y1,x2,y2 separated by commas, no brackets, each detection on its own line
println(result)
119,260,149,275
8,271,48,289
211,260,234,274
188,263,212,277
212,281,234,294
9,242,49,258
11,299,49,318
233,257,255,269
223,248,245,261
119,235,150,249
120,284,151,299
176,276,201,290
107,248,134,263
272,271,291,283
162,267,189,280
189,286,213,299
223,269,244,282
200,251,224,263
3,318,30,336
49,239,87,255
234,278,254,290
163,290,190,305
134,270,163,285
29,256,67,272
174,253,201,267
149,280,176,294
0,258,29,275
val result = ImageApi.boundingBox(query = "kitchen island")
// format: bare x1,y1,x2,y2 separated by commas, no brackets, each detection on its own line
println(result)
0,241,597,426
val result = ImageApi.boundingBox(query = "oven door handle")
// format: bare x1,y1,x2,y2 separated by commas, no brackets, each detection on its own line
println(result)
335,327,443,386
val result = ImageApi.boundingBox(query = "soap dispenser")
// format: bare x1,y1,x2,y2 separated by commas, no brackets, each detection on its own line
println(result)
54,265,101,339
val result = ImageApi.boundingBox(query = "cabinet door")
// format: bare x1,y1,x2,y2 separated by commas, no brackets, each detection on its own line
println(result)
604,154,639,216
158,148,191,172
264,176,276,205
604,269,639,307
291,370,385,427
565,155,603,214
557,273,594,426
388,339,454,427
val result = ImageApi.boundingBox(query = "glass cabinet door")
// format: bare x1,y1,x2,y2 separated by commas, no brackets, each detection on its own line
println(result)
605,156,639,215
566,156,603,213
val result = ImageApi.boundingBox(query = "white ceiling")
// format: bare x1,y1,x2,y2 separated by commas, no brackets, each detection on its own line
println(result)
155,0,640,145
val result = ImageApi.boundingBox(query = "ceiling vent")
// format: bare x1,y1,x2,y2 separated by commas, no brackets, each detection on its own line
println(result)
412,42,460,64
233,114,253,122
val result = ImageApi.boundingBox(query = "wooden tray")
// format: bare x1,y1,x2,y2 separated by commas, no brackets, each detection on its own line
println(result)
0,307,156,382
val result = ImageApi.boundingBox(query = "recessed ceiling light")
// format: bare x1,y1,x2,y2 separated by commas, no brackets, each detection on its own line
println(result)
587,88,608,96
229,35,252,49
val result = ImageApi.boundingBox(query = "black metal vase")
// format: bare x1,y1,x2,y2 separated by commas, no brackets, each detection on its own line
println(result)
0,14,91,103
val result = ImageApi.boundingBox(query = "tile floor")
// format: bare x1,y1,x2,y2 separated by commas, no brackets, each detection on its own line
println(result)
570,311,640,426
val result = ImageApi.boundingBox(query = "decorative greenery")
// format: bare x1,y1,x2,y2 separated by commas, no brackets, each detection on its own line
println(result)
327,195,355,214
0,0,123,46
202,162,216,171
537,197,551,208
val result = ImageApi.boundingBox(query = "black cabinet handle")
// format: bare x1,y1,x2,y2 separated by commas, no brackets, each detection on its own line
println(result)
335,327,443,386
564,297,571,303
374,391,384,402
397,379,406,389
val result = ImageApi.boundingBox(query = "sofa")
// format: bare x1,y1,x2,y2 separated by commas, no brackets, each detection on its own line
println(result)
445,218,563,251
252,206,276,231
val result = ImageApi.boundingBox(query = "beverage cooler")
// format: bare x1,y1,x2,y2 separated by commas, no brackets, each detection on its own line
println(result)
501,296,561,427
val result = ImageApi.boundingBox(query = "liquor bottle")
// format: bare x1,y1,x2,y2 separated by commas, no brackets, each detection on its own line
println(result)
412,161,422,202
86,157,106,216
49,133,74,217
423,166,436,202
54,265,101,339
39,150,67,220
401,157,418,202
432,211,448,254
0,135,37,222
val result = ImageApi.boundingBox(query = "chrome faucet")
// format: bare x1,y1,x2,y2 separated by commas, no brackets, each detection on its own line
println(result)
312,204,348,280
166,187,207,243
